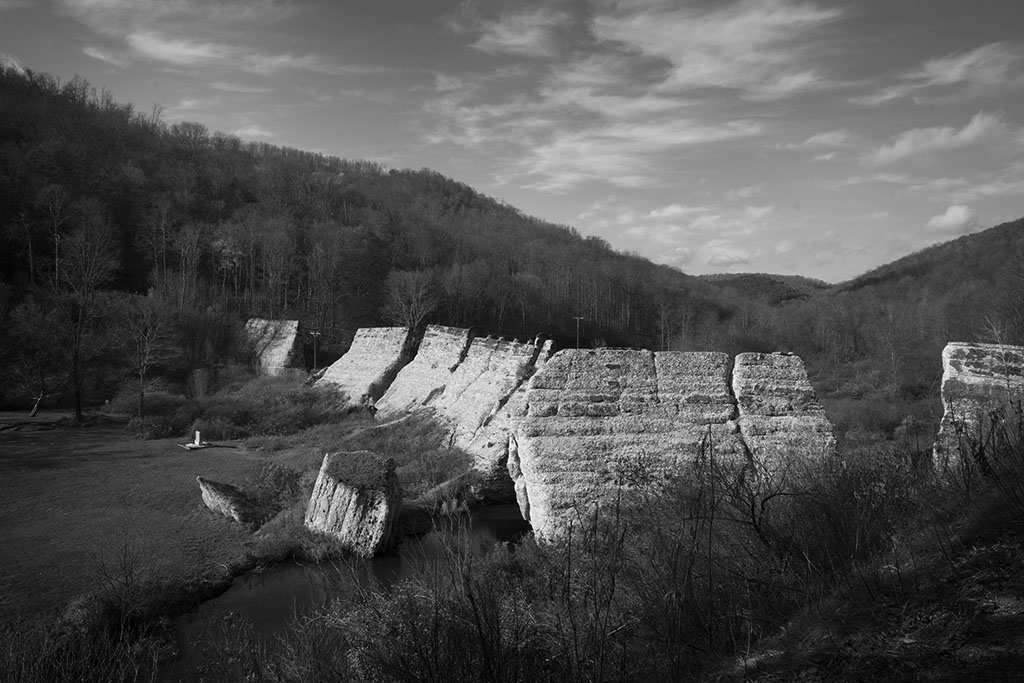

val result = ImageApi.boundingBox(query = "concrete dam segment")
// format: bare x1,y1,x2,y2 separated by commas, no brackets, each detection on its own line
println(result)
374,325,475,417
510,349,835,539
319,327,411,405
934,341,1024,469
245,318,301,376
319,327,836,540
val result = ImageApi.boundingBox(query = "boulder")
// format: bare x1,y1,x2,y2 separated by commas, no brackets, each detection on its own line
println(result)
197,476,266,526
245,318,301,376
374,325,473,417
732,352,836,468
319,327,410,405
934,342,1024,468
304,451,402,557
510,349,748,540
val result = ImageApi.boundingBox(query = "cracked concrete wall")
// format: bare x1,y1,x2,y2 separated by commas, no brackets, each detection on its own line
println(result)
374,325,474,417
245,318,300,376
510,349,834,540
319,327,410,405
934,342,1024,468
732,352,836,468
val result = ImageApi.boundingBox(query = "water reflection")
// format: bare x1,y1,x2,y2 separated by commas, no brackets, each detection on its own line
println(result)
162,504,529,680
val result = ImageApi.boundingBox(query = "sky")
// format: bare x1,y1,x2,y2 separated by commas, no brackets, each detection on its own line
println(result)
2,0,1023,282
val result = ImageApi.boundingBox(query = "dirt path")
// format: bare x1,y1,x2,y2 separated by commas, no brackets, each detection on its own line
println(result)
0,422,271,625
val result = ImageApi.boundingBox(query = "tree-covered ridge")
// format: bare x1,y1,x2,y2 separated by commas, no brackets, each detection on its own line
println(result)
3,61,1023,441
0,64,749,414
0,64,733,350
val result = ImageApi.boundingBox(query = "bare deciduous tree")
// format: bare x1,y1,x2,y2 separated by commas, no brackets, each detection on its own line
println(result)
53,200,119,420
381,269,439,331
116,293,177,419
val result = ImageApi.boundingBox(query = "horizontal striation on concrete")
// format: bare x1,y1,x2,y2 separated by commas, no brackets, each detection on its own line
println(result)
934,342,1024,468
731,352,835,470
511,349,752,540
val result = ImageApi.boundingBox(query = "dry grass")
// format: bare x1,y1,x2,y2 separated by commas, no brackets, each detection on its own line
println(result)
0,417,276,626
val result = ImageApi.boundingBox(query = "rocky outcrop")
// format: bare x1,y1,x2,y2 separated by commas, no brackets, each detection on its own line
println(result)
732,352,836,468
319,327,410,404
197,476,266,527
509,349,750,540
374,325,473,417
304,451,402,557
245,318,300,376
934,342,1024,468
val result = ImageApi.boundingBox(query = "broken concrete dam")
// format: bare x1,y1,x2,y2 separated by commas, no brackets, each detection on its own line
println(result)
319,326,836,540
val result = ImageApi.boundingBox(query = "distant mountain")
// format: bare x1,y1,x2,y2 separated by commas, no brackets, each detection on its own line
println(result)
699,272,831,305
835,218,1024,298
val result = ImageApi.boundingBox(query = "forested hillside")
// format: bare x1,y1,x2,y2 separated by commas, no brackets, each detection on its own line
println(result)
0,64,738,414
1,62,1022,439
701,218,1024,440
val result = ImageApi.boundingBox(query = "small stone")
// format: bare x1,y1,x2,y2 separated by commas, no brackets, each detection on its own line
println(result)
197,476,266,526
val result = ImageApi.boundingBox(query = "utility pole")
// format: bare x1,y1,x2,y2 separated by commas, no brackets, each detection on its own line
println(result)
310,330,321,370
574,316,584,349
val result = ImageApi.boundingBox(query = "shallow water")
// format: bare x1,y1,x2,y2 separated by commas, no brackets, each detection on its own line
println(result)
161,504,530,680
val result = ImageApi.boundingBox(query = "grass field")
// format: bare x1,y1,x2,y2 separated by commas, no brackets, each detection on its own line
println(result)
0,412,298,626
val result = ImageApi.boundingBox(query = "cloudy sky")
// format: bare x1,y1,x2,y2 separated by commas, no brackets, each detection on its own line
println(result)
2,0,1023,281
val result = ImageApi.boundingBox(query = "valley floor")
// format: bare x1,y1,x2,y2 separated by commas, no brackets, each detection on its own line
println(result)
0,414,281,626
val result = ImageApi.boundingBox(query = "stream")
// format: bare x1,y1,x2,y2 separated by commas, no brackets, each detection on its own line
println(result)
160,504,531,681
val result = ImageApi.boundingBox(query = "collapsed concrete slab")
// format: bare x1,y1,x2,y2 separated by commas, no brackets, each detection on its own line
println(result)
319,327,410,405
197,476,266,527
934,342,1024,469
374,325,473,417
245,318,301,376
509,349,749,540
732,352,836,469
304,451,402,557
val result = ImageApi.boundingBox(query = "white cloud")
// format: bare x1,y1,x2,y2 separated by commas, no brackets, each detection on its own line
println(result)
814,173,909,190
126,31,228,66
592,0,844,98
951,177,1024,202
854,42,1023,106
0,0,30,9
514,118,763,191
230,123,275,139
706,243,755,267
863,111,1009,166
724,184,766,200
56,0,375,77
208,81,273,94
649,204,710,219
470,8,569,58
83,45,128,67
779,128,852,150
814,152,836,161
925,205,976,234
172,96,219,111
56,0,296,35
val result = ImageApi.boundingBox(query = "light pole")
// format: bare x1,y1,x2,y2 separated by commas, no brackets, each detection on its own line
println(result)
574,316,584,349
310,330,321,370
